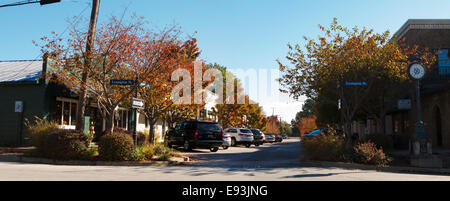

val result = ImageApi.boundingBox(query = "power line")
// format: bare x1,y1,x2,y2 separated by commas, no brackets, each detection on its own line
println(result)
7,1,91,80
0,0,60,8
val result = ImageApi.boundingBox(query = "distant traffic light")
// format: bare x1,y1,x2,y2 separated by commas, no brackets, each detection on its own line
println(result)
40,0,61,5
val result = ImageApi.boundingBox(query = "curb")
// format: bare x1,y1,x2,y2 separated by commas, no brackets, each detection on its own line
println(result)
301,160,450,175
0,154,187,167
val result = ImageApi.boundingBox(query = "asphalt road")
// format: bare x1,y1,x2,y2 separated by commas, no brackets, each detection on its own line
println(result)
1,138,450,181
187,138,303,168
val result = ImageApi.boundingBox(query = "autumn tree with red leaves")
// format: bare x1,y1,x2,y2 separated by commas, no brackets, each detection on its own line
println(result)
38,16,190,135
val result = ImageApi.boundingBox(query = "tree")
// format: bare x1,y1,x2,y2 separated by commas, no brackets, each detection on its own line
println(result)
278,18,435,141
139,37,201,144
38,16,185,135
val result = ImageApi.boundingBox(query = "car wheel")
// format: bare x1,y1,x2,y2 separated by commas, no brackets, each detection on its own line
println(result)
210,147,219,152
255,143,260,147
183,140,192,151
231,138,237,147
245,143,251,148
222,146,229,150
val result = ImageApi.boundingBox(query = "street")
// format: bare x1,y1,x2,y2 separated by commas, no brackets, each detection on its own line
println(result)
1,138,449,181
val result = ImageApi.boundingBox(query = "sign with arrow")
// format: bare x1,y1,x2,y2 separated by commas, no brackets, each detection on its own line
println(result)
132,98,145,109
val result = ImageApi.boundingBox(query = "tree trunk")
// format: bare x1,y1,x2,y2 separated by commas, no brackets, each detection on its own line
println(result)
104,109,115,135
149,123,155,145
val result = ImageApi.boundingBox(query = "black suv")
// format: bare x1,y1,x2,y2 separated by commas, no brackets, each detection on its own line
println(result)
250,129,264,146
165,120,224,152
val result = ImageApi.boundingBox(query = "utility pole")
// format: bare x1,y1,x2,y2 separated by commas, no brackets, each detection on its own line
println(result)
76,0,100,133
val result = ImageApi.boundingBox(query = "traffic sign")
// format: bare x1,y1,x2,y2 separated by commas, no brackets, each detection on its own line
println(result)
132,98,145,109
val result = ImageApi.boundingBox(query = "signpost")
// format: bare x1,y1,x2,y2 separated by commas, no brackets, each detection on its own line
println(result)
15,101,24,145
110,79,143,149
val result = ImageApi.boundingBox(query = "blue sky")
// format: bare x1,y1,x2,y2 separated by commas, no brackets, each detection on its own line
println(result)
1,0,450,122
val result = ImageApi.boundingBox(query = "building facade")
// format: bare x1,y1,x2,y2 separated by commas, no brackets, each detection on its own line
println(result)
387,19,450,148
0,59,166,146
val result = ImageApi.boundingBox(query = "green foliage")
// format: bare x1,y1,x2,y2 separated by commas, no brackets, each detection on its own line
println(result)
153,144,180,161
133,144,155,161
25,116,60,153
98,133,135,161
42,129,90,160
114,127,147,146
352,141,392,166
301,127,345,162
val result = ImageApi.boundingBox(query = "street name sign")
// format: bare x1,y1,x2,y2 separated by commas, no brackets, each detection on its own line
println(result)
344,81,368,86
110,80,135,85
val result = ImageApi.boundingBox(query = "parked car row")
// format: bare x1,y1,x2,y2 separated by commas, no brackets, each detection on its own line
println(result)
164,120,284,152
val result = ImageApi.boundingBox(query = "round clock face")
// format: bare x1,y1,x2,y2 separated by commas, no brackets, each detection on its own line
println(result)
408,63,425,80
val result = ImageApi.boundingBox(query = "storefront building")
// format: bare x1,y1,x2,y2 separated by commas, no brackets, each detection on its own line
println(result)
0,59,166,146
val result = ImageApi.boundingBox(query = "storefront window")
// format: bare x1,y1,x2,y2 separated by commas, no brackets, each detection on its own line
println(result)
63,101,70,125
114,110,128,130
55,98,78,127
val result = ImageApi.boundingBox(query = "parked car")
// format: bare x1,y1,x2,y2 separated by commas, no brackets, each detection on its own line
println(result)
274,135,283,142
281,134,288,139
250,129,265,146
301,128,328,141
225,128,254,147
265,134,275,143
222,132,231,149
165,120,224,152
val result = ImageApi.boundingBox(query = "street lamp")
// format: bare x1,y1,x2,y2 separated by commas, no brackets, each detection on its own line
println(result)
407,62,431,155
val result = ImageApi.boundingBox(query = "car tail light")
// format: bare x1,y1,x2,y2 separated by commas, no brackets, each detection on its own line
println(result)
238,134,244,136
194,130,198,139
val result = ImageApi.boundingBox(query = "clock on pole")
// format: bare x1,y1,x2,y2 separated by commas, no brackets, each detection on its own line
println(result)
407,62,431,155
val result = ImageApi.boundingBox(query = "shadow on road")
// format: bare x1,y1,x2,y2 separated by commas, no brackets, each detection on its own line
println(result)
181,139,304,169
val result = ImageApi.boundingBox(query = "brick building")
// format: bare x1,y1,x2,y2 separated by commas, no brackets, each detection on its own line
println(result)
386,19,450,148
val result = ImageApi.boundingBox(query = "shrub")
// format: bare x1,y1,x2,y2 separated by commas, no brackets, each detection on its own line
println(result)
98,133,134,161
114,127,147,146
301,127,345,162
42,129,90,160
352,141,392,166
152,144,180,161
133,144,155,161
25,116,60,153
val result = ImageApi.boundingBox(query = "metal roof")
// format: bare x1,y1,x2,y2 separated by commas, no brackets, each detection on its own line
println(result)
394,19,450,42
0,60,43,83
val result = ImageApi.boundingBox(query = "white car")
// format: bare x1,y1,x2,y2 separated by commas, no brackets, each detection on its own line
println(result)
224,128,254,148
222,132,231,149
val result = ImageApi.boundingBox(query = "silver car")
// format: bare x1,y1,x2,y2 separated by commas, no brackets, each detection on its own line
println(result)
225,128,254,148
222,132,231,149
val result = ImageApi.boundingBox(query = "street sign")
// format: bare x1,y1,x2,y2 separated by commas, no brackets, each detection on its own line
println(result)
15,101,23,113
344,81,368,86
132,98,145,109
110,80,135,85
397,99,411,110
